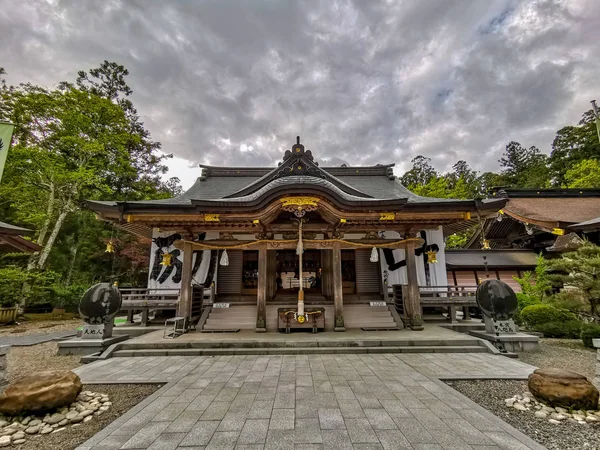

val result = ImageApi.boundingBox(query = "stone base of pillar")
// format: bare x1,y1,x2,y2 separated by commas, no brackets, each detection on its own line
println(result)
334,327,346,332
255,328,267,333
406,316,424,331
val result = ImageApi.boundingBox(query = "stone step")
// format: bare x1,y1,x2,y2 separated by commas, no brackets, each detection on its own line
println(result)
118,337,484,349
111,345,488,357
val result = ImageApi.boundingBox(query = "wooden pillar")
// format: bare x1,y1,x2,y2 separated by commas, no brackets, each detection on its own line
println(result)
404,240,424,330
256,244,267,332
332,242,345,331
178,241,194,324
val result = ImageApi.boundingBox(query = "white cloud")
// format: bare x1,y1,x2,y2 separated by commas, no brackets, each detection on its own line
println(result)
1,0,598,181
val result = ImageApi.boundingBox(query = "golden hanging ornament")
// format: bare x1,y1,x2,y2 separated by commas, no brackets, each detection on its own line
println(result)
105,240,114,253
426,250,438,264
160,252,172,266
297,314,306,324
482,239,491,250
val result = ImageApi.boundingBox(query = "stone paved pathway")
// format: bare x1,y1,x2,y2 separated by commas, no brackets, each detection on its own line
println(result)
75,354,545,450
0,330,76,346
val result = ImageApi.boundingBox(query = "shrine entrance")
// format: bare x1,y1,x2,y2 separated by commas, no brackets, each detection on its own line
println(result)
274,249,322,296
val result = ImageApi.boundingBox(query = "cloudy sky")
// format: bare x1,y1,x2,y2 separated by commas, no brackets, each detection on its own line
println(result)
1,0,598,189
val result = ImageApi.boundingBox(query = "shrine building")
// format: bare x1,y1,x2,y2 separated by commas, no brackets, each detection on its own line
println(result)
87,138,506,332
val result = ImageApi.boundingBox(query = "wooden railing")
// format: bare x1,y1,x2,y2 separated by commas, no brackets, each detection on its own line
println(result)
392,285,479,324
119,288,180,326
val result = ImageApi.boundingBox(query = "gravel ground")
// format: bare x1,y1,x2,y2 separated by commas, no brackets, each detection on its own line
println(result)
12,384,162,450
7,342,82,382
447,379,600,450
0,319,82,337
518,338,597,380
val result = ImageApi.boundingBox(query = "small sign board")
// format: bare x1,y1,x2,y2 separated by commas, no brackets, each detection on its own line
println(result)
82,324,105,339
213,303,230,308
369,301,387,307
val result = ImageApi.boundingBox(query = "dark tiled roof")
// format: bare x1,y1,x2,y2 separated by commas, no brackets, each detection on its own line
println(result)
445,250,537,269
0,221,33,235
504,197,600,224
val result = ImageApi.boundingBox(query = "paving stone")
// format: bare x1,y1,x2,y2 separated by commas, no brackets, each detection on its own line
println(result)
238,419,269,445
410,443,444,450
392,417,436,444
234,445,264,450
337,398,365,419
217,412,247,432
205,431,240,450
363,409,397,430
269,409,295,430
292,445,324,450
147,432,186,450
121,422,170,449
343,418,379,444
351,445,384,450
379,400,411,419
274,392,295,409
294,419,323,444
315,393,338,409
91,434,131,450
317,409,345,430
180,421,220,447
201,402,232,421
321,429,352,450
444,419,496,446
374,429,412,450
167,411,201,433
248,400,274,419
355,394,382,409
265,429,294,450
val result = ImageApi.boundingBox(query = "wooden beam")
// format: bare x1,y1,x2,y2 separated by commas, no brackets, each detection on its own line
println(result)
256,243,267,332
404,240,424,331
332,242,345,331
178,241,194,322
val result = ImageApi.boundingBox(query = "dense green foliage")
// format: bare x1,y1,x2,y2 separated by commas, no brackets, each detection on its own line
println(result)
580,322,600,348
534,320,584,339
520,304,577,328
545,242,600,315
0,62,181,306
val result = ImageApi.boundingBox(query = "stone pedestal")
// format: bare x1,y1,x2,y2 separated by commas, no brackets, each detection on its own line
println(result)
593,339,600,389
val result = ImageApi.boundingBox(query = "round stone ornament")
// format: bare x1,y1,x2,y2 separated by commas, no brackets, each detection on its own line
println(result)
476,279,517,320
79,283,122,324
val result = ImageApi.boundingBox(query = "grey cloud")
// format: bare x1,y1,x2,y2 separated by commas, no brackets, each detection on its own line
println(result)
1,0,598,181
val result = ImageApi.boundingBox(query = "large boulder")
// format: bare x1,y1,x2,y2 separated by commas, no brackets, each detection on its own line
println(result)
528,368,599,410
0,370,82,415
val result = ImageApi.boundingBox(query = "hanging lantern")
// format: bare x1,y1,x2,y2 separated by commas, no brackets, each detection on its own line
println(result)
220,249,229,266
105,240,114,253
160,252,172,266
370,247,379,263
426,250,438,264
482,239,491,250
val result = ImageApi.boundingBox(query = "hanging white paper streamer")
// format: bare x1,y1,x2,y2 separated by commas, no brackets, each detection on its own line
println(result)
370,247,379,262
219,249,229,266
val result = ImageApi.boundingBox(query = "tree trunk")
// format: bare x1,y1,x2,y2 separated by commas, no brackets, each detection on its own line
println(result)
26,183,56,271
64,238,79,286
36,201,71,270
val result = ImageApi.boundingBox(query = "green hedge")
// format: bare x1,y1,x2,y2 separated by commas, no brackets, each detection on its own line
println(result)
533,320,583,339
517,293,540,310
520,303,577,328
581,323,600,348
0,266,85,308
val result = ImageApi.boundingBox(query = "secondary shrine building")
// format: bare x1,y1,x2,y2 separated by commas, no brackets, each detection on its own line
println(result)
88,138,505,332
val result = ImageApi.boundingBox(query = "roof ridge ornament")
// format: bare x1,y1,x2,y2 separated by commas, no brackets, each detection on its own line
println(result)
275,136,324,179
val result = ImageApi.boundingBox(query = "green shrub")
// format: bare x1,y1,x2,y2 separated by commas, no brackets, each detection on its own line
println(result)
581,323,600,348
533,320,582,339
520,304,577,328
517,293,540,310
546,290,589,315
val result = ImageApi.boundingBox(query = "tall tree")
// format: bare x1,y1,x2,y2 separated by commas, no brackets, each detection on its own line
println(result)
400,155,437,187
61,61,180,199
497,141,549,188
550,109,600,186
564,159,600,188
